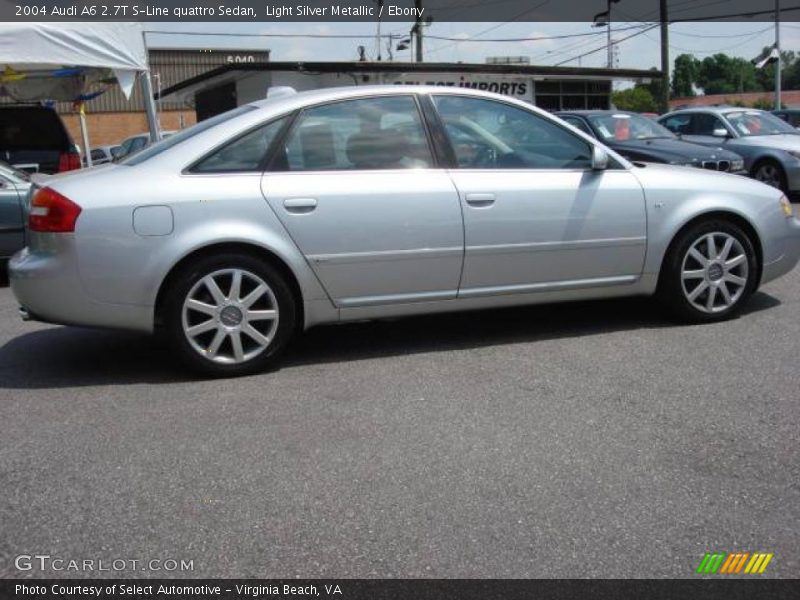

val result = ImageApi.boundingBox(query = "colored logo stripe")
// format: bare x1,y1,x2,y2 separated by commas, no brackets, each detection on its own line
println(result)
696,552,773,574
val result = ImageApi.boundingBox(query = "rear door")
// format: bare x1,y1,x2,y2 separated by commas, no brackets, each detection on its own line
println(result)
261,95,464,308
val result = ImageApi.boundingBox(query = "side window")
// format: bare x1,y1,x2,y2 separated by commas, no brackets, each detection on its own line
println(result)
433,96,593,169
661,115,690,135
192,117,287,173
90,149,105,161
279,96,433,171
692,113,726,136
562,116,594,137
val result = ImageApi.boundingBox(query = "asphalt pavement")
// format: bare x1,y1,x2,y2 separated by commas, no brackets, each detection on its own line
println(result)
0,269,798,578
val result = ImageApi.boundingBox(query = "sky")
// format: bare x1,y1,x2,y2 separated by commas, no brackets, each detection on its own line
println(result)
143,20,800,72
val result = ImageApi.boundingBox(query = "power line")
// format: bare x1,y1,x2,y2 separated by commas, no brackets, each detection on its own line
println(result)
554,24,660,66
426,0,550,57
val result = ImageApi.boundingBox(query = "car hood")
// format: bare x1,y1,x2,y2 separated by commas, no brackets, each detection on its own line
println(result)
630,161,781,199
734,133,800,151
608,138,740,163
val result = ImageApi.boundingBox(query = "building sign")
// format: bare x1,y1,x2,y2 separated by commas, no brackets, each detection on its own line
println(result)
389,73,533,103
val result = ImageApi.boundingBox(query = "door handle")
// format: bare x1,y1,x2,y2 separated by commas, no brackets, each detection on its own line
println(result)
283,197,317,213
465,193,496,207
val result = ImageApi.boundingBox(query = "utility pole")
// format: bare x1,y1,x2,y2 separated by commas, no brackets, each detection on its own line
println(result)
776,0,782,109
660,0,669,114
607,0,613,69
374,0,384,61
414,0,423,62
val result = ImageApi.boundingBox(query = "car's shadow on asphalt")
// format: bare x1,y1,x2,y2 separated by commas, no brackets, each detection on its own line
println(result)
0,292,782,390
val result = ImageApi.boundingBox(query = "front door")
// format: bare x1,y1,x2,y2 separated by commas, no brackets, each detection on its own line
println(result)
431,95,647,297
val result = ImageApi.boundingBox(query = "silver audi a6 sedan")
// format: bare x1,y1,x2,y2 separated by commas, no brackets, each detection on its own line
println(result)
10,87,800,377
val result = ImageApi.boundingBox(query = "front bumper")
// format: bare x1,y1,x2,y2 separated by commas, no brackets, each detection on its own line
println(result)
761,215,800,285
784,162,800,193
9,237,154,333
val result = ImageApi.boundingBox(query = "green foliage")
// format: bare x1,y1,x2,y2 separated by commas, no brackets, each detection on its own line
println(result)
612,87,658,112
671,49,800,98
751,97,777,110
672,54,699,97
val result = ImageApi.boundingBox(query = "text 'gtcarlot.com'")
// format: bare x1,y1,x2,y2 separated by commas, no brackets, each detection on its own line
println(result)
14,554,194,573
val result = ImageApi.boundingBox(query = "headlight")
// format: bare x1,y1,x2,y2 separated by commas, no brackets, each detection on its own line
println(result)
731,159,745,172
779,194,794,218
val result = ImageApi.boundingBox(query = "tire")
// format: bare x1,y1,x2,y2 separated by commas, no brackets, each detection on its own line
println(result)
163,252,296,377
657,219,758,323
752,159,787,193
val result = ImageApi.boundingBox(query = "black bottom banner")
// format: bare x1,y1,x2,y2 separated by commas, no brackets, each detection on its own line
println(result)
1,579,798,600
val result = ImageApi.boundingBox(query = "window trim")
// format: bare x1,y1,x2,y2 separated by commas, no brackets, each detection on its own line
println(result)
266,93,438,173
429,94,608,172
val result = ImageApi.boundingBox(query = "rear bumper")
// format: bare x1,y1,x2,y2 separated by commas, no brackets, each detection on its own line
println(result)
9,239,154,333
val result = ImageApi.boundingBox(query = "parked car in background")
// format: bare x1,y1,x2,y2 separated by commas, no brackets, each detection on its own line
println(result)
772,108,800,129
557,110,745,174
9,86,800,377
87,144,123,166
659,107,800,192
116,130,175,160
0,161,31,262
0,105,81,174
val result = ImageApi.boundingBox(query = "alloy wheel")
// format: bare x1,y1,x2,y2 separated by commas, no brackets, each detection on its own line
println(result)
754,163,783,189
181,268,280,364
680,232,749,314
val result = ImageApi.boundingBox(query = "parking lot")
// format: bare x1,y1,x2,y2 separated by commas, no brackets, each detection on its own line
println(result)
0,268,798,579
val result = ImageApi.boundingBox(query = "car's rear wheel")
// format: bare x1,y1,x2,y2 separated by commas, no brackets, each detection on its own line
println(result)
752,159,787,192
657,220,758,322
163,253,296,377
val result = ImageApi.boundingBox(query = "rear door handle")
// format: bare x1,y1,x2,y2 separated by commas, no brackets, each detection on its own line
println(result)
465,193,496,207
283,197,317,213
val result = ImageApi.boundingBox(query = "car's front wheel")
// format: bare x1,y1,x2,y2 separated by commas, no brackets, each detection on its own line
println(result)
658,220,758,322
163,253,296,377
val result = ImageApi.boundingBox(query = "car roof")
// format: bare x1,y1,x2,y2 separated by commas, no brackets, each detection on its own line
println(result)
664,106,767,116
556,110,638,117
245,84,546,115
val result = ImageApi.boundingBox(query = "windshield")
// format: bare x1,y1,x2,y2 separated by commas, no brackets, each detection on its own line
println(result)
724,110,798,136
588,113,675,142
120,105,258,166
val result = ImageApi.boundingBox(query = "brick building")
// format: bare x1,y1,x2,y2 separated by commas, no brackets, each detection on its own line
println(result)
670,91,800,110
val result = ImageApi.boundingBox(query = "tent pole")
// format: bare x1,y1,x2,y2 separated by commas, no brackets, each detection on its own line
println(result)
140,71,161,143
78,103,92,168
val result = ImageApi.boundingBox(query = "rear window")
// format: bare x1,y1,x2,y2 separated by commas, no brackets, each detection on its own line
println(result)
0,108,70,150
121,105,258,166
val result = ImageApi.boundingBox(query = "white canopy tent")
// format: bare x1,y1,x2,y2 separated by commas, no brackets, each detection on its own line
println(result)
0,23,160,166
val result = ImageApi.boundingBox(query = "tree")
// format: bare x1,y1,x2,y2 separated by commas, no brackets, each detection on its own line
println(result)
612,87,658,112
672,53,699,98
696,53,760,95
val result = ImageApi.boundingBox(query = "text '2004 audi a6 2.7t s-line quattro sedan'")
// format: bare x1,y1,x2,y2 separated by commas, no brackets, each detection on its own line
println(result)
9,87,800,377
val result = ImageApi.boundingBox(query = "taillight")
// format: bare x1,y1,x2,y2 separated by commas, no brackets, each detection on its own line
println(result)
29,187,82,233
58,151,81,172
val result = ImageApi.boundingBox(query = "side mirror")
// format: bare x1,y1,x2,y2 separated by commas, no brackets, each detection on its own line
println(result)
591,146,609,170
712,128,729,138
